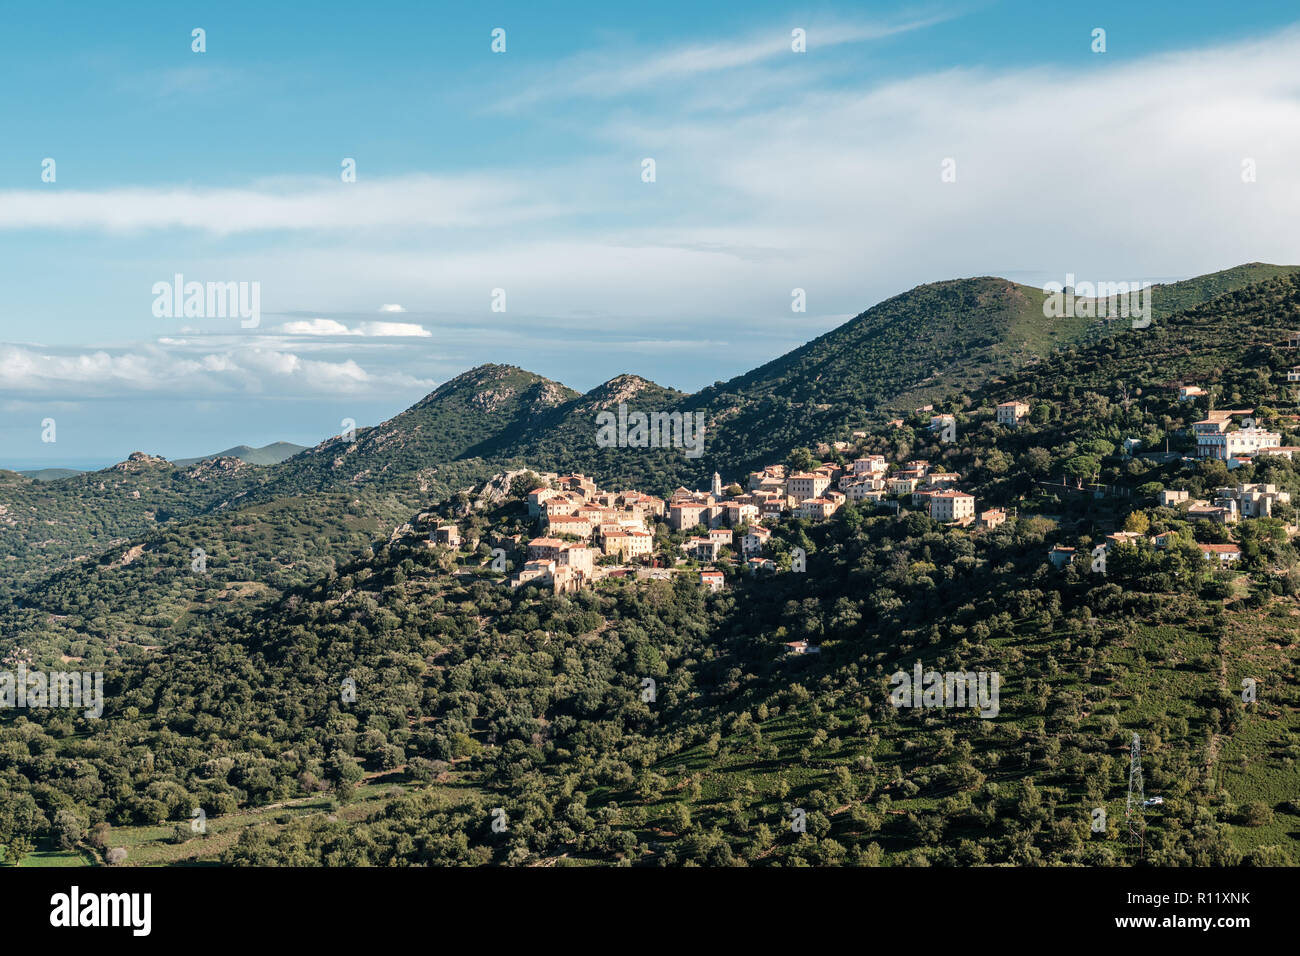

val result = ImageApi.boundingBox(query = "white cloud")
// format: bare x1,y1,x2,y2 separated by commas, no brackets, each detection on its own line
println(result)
0,174,565,236
358,322,431,337
278,318,357,336
378,303,406,313
494,15,954,109
6,20,1300,385
0,342,434,398
276,318,430,337
96,24,1300,332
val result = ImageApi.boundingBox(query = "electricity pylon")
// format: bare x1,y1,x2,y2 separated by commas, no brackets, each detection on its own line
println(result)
1125,732,1145,858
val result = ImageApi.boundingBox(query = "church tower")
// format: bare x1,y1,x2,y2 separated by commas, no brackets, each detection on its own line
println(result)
712,471,723,498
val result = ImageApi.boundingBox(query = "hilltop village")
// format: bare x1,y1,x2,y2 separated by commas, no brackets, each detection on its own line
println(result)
505,451,996,594
422,430,1000,600
418,385,1300,622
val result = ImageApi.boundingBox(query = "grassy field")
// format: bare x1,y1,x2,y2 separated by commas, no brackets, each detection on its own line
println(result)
29,774,489,867
3,840,95,867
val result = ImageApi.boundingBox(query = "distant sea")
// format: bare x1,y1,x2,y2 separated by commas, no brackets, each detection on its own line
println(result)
0,459,113,473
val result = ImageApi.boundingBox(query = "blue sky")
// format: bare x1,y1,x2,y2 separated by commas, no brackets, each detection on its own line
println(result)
3,0,1300,466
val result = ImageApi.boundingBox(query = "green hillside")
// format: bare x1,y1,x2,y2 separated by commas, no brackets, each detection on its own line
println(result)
483,265,1300,493
5,265,1288,587
255,364,578,499
0,367,571,593
702,264,1300,415
708,277,1068,410
0,454,269,591
3,266,1300,868
1141,262,1300,322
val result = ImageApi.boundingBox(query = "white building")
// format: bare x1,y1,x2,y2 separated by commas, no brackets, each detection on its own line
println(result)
1198,543,1241,564
996,401,1030,426
928,490,975,523
851,456,887,476
1218,483,1291,518
787,472,831,502
1197,426,1281,461
741,526,772,556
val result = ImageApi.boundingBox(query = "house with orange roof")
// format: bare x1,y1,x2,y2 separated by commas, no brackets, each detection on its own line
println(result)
699,570,726,592
1198,542,1241,563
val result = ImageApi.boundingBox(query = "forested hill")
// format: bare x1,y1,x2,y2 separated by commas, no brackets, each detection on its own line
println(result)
5,265,1295,588
2,265,1300,868
413,266,1300,495
254,364,580,496
699,263,1300,413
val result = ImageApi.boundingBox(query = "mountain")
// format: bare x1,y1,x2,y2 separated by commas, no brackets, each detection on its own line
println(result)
0,453,273,590
703,263,1300,415
1135,262,1300,322
7,265,1290,579
255,364,579,500
0,366,574,591
4,264,1300,868
455,265,1300,494
17,468,85,482
172,442,308,468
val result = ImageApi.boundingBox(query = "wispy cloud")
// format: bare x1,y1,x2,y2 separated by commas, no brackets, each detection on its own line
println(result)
494,14,957,110
0,174,565,236
5,18,1300,403
0,341,434,398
